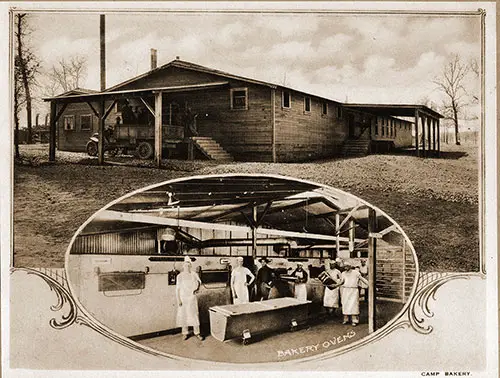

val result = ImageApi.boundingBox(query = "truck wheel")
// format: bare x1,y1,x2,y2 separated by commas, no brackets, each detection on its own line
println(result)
86,141,98,157
137,141,154,160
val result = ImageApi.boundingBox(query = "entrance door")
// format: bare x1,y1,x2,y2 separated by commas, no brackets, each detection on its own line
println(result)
348,114,356,138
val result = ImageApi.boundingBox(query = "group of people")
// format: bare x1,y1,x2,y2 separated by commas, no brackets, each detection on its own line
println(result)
175,255,370,341
322,259,369,326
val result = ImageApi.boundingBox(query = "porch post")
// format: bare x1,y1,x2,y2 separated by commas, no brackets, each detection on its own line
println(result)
421,115,426,157
98,98,105,165
432,118,436,155
49,101,57,162
154,91,163,167
348,219,355,256
414,109,419,157
368,207,377,333
335,213,340,257
437,118,441,157
427,116,432,156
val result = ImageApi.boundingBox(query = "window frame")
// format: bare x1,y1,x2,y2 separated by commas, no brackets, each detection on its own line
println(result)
336,106,343,119
63,115,75,131
230,87,248,110
80,114,92,131
321,101,328,116
304,96,311,113
282,90,291,109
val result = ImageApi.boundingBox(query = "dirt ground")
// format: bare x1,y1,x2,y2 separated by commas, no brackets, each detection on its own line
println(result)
13,143,479,271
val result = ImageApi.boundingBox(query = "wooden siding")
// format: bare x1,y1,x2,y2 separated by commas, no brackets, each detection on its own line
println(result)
274,91,347,162
371,116,413,148
376,245,416,302
57,102,99,152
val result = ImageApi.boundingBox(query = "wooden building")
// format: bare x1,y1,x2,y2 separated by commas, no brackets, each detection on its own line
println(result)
46,59,442,163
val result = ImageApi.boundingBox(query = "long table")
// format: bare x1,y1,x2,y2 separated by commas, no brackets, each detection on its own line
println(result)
209,297,310,342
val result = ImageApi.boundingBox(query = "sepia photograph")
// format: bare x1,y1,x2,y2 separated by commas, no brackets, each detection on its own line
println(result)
3,1,497,377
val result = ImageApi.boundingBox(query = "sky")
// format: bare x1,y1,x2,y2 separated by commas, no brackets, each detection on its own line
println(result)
21,10,481,120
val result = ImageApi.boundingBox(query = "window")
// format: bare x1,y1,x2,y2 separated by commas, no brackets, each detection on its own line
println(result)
304,97,311,112
375,118,379,135
337,106,343,119
282,90,291,108
230,88,248,110
80,115,92,131
322,102,328,115
63,115,75,131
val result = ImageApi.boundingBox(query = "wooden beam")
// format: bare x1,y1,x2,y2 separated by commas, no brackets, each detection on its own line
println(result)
432,118,436,154
154,91,163,167
368,207,377,333
335,213,340,256
98,210,365,243
140,97,154,116
103,100,117,120
85,101,100,118
414,109,419,157
100,14,106,91
98,98,105,165
54,103,68,122
348,219,355,254
336,203,361,232
252,206,258,258
378,224,398,236
437,118,441,157
49,101,57,162
427,116,432,155
421,115,426,157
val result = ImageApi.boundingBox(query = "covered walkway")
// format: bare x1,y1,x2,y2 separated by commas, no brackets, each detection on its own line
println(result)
344,104,444,157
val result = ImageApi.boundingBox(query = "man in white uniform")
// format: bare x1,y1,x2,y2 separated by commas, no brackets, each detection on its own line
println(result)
291,262,308,301
231,256,255,304
322,260,343,317
340,262,368,326
176,256,204,340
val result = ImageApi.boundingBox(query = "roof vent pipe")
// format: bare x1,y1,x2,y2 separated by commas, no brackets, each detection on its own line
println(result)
151,48,158,70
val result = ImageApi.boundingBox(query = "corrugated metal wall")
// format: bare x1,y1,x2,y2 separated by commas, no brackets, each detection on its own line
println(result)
71,230,157,255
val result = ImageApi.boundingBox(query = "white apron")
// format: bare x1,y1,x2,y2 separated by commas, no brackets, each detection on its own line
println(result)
176,272,201,327
294,284,307,301
341,270,361,315
323,268,341,308
232,267,251,304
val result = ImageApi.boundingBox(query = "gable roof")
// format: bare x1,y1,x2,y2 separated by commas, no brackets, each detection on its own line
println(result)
55,88,99,97
105,59,278,93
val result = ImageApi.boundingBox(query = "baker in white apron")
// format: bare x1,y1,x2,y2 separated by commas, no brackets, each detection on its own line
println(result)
176,256,204,341
358,259,369,301
291,262,308,301
322,260,342,317
231,256,255,304
340,262,368,326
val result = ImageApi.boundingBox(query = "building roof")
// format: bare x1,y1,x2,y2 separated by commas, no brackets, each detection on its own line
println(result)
343,103,443,119
45,60,443,119
54,88,99,97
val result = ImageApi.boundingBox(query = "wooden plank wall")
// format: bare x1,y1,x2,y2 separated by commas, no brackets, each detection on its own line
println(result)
57,102,98,152
376,245,416,302
274,90,348,162
371,116,413,148
114,68,274,161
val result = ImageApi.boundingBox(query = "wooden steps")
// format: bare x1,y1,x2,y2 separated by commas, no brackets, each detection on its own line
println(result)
191,136,234,161
341,139,371,157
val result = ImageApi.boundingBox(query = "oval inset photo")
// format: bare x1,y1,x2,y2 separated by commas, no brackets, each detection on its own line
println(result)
66,174,417,363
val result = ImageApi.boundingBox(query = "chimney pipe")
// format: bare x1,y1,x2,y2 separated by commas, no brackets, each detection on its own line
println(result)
151,48,157,70
100,14,106,91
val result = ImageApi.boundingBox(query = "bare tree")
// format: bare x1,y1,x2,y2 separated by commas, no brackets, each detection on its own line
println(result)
433,55,470,145
15,13,40,147
46,55,88,94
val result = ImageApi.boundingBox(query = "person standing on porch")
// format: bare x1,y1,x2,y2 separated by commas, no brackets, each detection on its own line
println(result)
291,262,308,301
231,256,255,304
340,262,368,326
176,256,204,341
